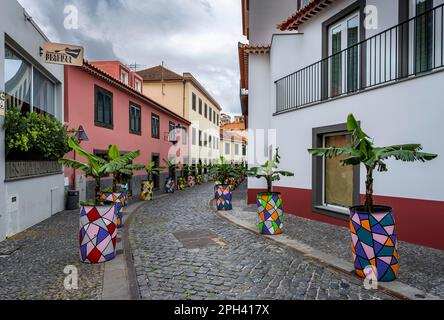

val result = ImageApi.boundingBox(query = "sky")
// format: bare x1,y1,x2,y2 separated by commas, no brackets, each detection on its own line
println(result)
18,0,247,115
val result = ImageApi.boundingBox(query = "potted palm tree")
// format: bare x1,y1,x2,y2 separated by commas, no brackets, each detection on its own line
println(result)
210,157,238,211
101,145,144,228
164,159,180,193
141,161,164,201
308,114,437,282
59,139,125,264
247,148,294,236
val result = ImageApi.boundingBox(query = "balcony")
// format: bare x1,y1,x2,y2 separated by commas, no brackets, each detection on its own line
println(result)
275,4,444,114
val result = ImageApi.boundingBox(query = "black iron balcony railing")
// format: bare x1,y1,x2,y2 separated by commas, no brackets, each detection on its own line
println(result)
275,4,444,113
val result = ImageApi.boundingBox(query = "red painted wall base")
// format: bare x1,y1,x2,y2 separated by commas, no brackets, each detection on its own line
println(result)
247,187,444,250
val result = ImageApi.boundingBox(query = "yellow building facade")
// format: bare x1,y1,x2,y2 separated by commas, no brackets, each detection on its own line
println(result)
138,66,222,165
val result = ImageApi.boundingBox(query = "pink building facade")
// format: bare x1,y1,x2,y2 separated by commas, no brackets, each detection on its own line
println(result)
64,60,190,200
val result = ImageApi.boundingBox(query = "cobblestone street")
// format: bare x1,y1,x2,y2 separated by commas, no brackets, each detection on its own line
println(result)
129,183,394,300
0,210,104,300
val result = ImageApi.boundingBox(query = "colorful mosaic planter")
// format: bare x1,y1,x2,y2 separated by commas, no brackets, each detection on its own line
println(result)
196,175,202,185
178,177,187,190
188,176,195,188
350,206,398,282
164,178,175,193
79,205,117,264
140,180,154,201
100,192,126,228
257,193,283,235
215,184,232,211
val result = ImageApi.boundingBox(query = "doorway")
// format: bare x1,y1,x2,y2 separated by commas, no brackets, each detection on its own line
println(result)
152,153,160,189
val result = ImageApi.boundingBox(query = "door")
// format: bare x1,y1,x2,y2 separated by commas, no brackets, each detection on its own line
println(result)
152,154,160,189
328,13,360,97
415,0,434,73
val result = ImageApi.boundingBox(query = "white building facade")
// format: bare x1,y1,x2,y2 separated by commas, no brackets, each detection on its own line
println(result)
0,0,65,241
240,0,444,250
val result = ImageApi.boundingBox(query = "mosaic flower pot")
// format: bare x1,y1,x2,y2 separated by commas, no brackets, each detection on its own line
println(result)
178,177,187,190
349,206,398,282
79,204,117,264
188,176,195,188
196,175,202,185
100,192,126,228
257,193,283,235
140,180,154,201
164,178,175,193
215,184,232,211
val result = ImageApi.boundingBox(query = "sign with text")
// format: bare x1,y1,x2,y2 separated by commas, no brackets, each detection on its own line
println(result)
42,42,84,67
0,92,5,117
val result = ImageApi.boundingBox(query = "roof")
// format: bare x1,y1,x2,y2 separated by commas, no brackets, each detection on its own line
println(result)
278,0,337,31
221,122,246,131
238,43,271,91
80,61,191,125
137,65,184,81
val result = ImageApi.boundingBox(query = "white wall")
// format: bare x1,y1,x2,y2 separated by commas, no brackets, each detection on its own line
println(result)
0,0,65,240
269,70,444,202
249,0,298,44
248,0,444,202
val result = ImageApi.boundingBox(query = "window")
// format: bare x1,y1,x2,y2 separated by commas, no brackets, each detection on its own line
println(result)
216,114,220,126
169,121,176,141
209,107,212,122
328,13,360,97
235,144,239,156
242,144,247,156
33,68,55,115
199,130,202,146
225,143,230,155
213,110,217,124
120,70,129,85
199,98,203,115
312,124,360,218
95,86,113,128
135,79,142,93
5,45,32,113
151,114,160,139
415,0,433,73
204,103,208,118
182,128,187,145
192,93,197,111
192,127,197,145
209,135,212,149
204,133,207,147
129,103,141,134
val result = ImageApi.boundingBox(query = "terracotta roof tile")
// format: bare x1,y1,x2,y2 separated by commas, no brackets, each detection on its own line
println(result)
278,0,337,31
137,65,184,81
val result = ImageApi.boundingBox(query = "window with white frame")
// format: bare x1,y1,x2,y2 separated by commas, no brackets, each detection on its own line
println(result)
120,70,129,85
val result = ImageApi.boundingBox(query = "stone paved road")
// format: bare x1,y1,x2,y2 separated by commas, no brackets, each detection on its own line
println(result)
0,210,104,300
129,183,394,300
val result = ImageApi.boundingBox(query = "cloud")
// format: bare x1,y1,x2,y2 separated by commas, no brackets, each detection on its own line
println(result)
18,0,247,115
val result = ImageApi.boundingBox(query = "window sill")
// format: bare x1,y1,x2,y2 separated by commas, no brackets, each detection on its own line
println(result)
95,122,114,130
130,130,142,136
312,205,350,221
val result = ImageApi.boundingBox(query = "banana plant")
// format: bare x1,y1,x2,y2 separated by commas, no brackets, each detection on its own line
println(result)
163,158,181,182
308,113,437,213
247,148,294,193
209,156,238,184
59,139,135,205
145,161,164,181
106,144,145,192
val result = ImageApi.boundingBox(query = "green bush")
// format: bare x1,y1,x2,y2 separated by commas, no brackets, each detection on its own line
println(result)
4,108,70,160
